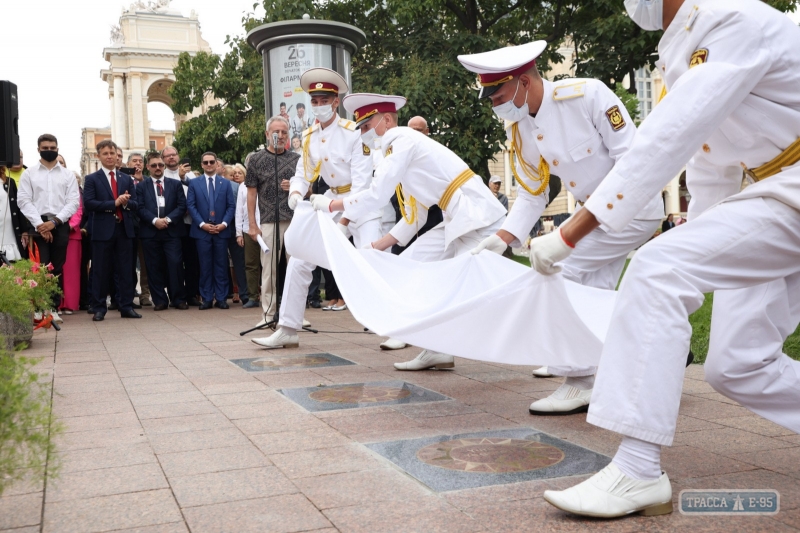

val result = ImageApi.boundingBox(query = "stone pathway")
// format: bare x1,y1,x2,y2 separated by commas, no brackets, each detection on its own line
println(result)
2,305,799,532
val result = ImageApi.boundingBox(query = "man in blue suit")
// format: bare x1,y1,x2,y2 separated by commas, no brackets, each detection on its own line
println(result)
137,153,188,311
187,151,236,309
83,140,141,321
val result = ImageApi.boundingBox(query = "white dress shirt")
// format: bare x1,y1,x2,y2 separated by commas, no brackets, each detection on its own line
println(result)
17,161,80,227
151,177,172,225
198,173,227,228
235,181,260,236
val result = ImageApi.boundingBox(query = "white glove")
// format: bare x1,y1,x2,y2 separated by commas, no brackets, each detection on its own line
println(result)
336,223,349,236
287,193,300,210
471,234,508,255
529,228,574,275
310,194,332,212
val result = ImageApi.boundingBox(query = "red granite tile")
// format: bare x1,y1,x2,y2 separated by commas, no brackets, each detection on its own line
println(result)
730,446,800,473
46,463,168,502
157,445,271,478
249,427,352,455
295,468,428,509
0,493,42,530
675,427,796,455
324,497,486,533
169,466,296,507
269,444,383,479
58,442,157,474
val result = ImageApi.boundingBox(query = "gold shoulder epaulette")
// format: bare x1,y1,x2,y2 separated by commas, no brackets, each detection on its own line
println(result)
303,123,319,137
553,81,586,101
339,118,356,131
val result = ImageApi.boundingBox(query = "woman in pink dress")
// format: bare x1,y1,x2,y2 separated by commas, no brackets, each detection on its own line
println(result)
60,170,83,314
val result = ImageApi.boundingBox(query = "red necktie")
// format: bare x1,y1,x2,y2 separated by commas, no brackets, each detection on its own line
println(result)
110,170,123,221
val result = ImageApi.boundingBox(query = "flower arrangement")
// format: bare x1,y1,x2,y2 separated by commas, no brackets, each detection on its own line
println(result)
0,260,61,323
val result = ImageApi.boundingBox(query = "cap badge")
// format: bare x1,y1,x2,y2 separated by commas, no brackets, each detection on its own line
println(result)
315,82,324,89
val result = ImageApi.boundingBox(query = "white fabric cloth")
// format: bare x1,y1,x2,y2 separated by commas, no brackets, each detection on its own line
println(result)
17,161,80,227
0,185,21,261
502,79,663,247
236,182,260,236
285,204,616,367
589,196,800,445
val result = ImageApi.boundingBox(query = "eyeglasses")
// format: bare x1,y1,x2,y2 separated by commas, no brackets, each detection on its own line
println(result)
149,163,165,169
201,160,216,165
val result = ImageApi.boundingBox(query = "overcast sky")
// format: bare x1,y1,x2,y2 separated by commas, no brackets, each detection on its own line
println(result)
4,3,798,173
3,0,266,172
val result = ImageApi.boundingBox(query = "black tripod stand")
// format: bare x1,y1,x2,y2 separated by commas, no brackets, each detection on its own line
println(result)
240,133,317,337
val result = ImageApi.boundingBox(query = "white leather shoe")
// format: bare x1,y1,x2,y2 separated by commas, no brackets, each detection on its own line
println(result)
251,328,299,349
544,463,673,518
529,384,591,415
532,366,553,378
394,350,454,370
380,338,407,350
50,310,63,324
332,303,348,311
303,318,311,327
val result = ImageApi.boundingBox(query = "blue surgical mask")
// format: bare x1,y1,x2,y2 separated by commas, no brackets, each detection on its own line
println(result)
491,80,530,123
624,0,663,31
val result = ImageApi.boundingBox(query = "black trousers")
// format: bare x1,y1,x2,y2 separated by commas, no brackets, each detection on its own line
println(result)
32,223,70,309
181,227,200,300
307,266,323,304
142,234,185,306
91,224,135,314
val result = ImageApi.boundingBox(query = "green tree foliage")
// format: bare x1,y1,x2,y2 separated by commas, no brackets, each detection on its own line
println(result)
614,83,640,124
169,0,799,173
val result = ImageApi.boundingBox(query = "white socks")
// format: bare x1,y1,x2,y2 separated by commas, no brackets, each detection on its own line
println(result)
280,326,297,336
612,436,662,480
564,375,595,390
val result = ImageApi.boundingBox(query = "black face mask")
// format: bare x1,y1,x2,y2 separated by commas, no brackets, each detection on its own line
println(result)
40,150,58,163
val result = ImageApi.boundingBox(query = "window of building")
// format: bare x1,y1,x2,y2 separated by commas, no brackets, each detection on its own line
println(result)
635,67,654,119
149,140,156,151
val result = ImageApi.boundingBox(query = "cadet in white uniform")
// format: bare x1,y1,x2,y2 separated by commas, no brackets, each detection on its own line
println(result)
459,41,664,415
539,0,800,518
253,69,381,349
312,93,507,370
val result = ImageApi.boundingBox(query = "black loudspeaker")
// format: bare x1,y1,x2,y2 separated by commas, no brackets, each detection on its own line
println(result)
0,81,20,167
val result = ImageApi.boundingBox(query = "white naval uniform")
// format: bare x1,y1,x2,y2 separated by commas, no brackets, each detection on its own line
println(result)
503,78,663,376
278,117,381,329
342,127,507,261
584,0,800,445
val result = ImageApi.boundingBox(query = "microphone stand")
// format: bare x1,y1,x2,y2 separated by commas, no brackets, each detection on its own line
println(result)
240,134,317,336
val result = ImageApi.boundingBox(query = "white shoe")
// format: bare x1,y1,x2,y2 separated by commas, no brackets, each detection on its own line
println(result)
394,350,454,370
380,338,407,350
331,303,348,311
529,384,591,415
322,305,334,311
251,328,299,349
50,310,63,324
544,463,673,518
302,318,311,327
532,366,553,378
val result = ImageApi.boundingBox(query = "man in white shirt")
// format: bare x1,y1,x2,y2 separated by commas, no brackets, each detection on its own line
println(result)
17,133,80,321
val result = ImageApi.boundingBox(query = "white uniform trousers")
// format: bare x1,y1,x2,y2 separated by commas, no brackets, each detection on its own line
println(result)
548,217,660,377
401,217,504,263
587,196,800,446
277,216,383,330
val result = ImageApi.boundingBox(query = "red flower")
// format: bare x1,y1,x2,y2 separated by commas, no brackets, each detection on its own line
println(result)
14,277,23,285
28,280,38,288
45,262,54,271
30,263,40,274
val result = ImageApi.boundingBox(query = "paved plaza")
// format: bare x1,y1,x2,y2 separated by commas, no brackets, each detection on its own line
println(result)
2,306,800,532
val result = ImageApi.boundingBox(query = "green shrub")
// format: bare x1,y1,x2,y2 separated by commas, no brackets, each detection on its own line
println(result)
0,346,61,496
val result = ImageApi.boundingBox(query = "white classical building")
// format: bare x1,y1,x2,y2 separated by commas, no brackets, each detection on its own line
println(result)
81,1,214,176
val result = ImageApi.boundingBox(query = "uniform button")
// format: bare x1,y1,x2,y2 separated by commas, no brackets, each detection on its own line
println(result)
321,139,326,143
586,194,591,199
331,173,335,178
537,134,543,141
569,181,576,187
607,203,614,209
587,149,592,154
553,159,559,166
617,194,624,200
702,144,710,153
324,157,329,161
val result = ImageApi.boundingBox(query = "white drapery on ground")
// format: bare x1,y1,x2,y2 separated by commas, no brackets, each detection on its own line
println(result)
285,204,617,368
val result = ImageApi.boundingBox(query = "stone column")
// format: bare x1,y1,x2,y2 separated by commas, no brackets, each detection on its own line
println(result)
128,73,146,150
109,83,116,147
113,74,128,148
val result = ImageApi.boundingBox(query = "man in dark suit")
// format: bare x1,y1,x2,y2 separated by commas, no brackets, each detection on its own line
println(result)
137,153,188,311
187,151,236,309
83,139,141,321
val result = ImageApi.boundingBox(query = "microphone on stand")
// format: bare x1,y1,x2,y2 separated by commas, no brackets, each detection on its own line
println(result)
272,133,279,150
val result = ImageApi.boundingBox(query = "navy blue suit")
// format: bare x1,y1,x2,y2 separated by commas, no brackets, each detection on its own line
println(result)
137,177,187,307
187,175,235,303
83,168,138,314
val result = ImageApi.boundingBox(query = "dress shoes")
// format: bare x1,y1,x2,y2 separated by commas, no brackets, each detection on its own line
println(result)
331,303,348,311
214,301,230,310
528,384,591,415
120,309,142,318
380,338,407,350
132,302,143,309
309,300,322,309
532,366,554,378
153,304,169,311
199,301,213,310
92,312,105,322
394,350,454,370
187,298,201,307
242,299,259,309
543,464,673,518
251,328,299,349
175,302,189,310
